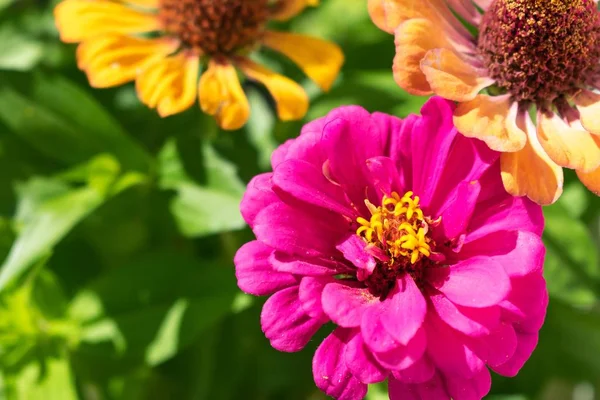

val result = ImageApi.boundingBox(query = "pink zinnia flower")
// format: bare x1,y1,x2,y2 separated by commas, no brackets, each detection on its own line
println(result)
234,97,547,400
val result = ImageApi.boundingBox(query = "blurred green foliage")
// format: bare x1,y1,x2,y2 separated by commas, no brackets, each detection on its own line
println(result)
0,0,599,399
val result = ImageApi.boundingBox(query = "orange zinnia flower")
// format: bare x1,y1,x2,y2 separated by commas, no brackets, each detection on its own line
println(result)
369,0,600,204
54,0,344,130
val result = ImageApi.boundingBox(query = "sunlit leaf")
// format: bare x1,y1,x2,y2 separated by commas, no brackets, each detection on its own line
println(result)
0,26,43,71
0,155,146,291
158,140,245,237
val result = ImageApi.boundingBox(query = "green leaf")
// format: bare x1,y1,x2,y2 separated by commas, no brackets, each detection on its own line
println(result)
0,155,146,292
8,357,78,400
543,202,600,306
0,26,43,71
69,252,238,366
0,74,151,170
158,140,245,237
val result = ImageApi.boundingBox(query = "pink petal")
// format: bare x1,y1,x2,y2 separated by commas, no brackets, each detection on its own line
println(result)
392,356,435,384
500,274,548,333
272,120,326,168
313,328,369,400
380,275,427,345
411,97,458,208
365,156,402,196
437,180,481,241
458,230,545,277
322,282,378,328
344,331,389,384
261,286,326,352
426,135,498,216
273,159,356,216
425,312,485,378
444,367,491,400
468,322,517,367
428,257,510,308
388,380,420,400
336,235,377,278
240,173,279,228
299,276,334,319
271,139,293,169
253,202,347,258
387,113,419,190
467,196,544,242
361,302,400,352
234,241,298,296
492,332,539,377
429,292,500,337
322,108,385,208
270,251,348,276
374,327,427,370
389,374,450,400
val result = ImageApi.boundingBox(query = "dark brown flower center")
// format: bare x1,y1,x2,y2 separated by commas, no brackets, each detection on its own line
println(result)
158,0,270,56
478,0,600,104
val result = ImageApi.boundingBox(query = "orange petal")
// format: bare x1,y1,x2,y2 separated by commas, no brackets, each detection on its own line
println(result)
393,18,453,96
453,95,526,152
368,0,470,40
368,0,404,33
261,31,343,92
270,0,318,21
537,109,600,173
574,90,600,135
54,0,159,43
421,48,494,101
237,58,308,121
199,61,250,130
500,111,563,205
577,166,600,195
136,52,199,117
76,35,177,88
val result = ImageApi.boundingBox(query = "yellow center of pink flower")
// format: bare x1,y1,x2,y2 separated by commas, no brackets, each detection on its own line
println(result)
478,0,600,104
357,191,431,265
355,191,437,298
158,0,270,56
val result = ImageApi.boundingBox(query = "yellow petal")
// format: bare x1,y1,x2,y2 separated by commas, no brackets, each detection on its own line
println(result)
199,61,250,130
574,90,600,135
420,48,494,101
270,0,319,21
136,52,199,117
54,0,159,43
261,31,343,92
238,58,308,121
537,110,600,173
77,35,177,88
500,111,563,205
120,0,158,8
393,18,453,96
453,95,526,152
577,166,600,196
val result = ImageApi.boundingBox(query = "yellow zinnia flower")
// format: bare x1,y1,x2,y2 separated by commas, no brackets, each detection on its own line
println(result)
54,0,344,130
369,0,600,204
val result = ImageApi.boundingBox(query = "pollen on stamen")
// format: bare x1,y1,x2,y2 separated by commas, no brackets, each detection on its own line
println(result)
478,0,600,105
356,191,431,266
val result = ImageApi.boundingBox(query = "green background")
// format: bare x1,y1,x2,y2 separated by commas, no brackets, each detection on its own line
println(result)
0,0,599,399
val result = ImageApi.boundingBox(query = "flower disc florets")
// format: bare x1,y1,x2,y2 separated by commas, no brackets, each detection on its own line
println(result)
478,0,600,104
357,192,438,298
159,0,270,55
